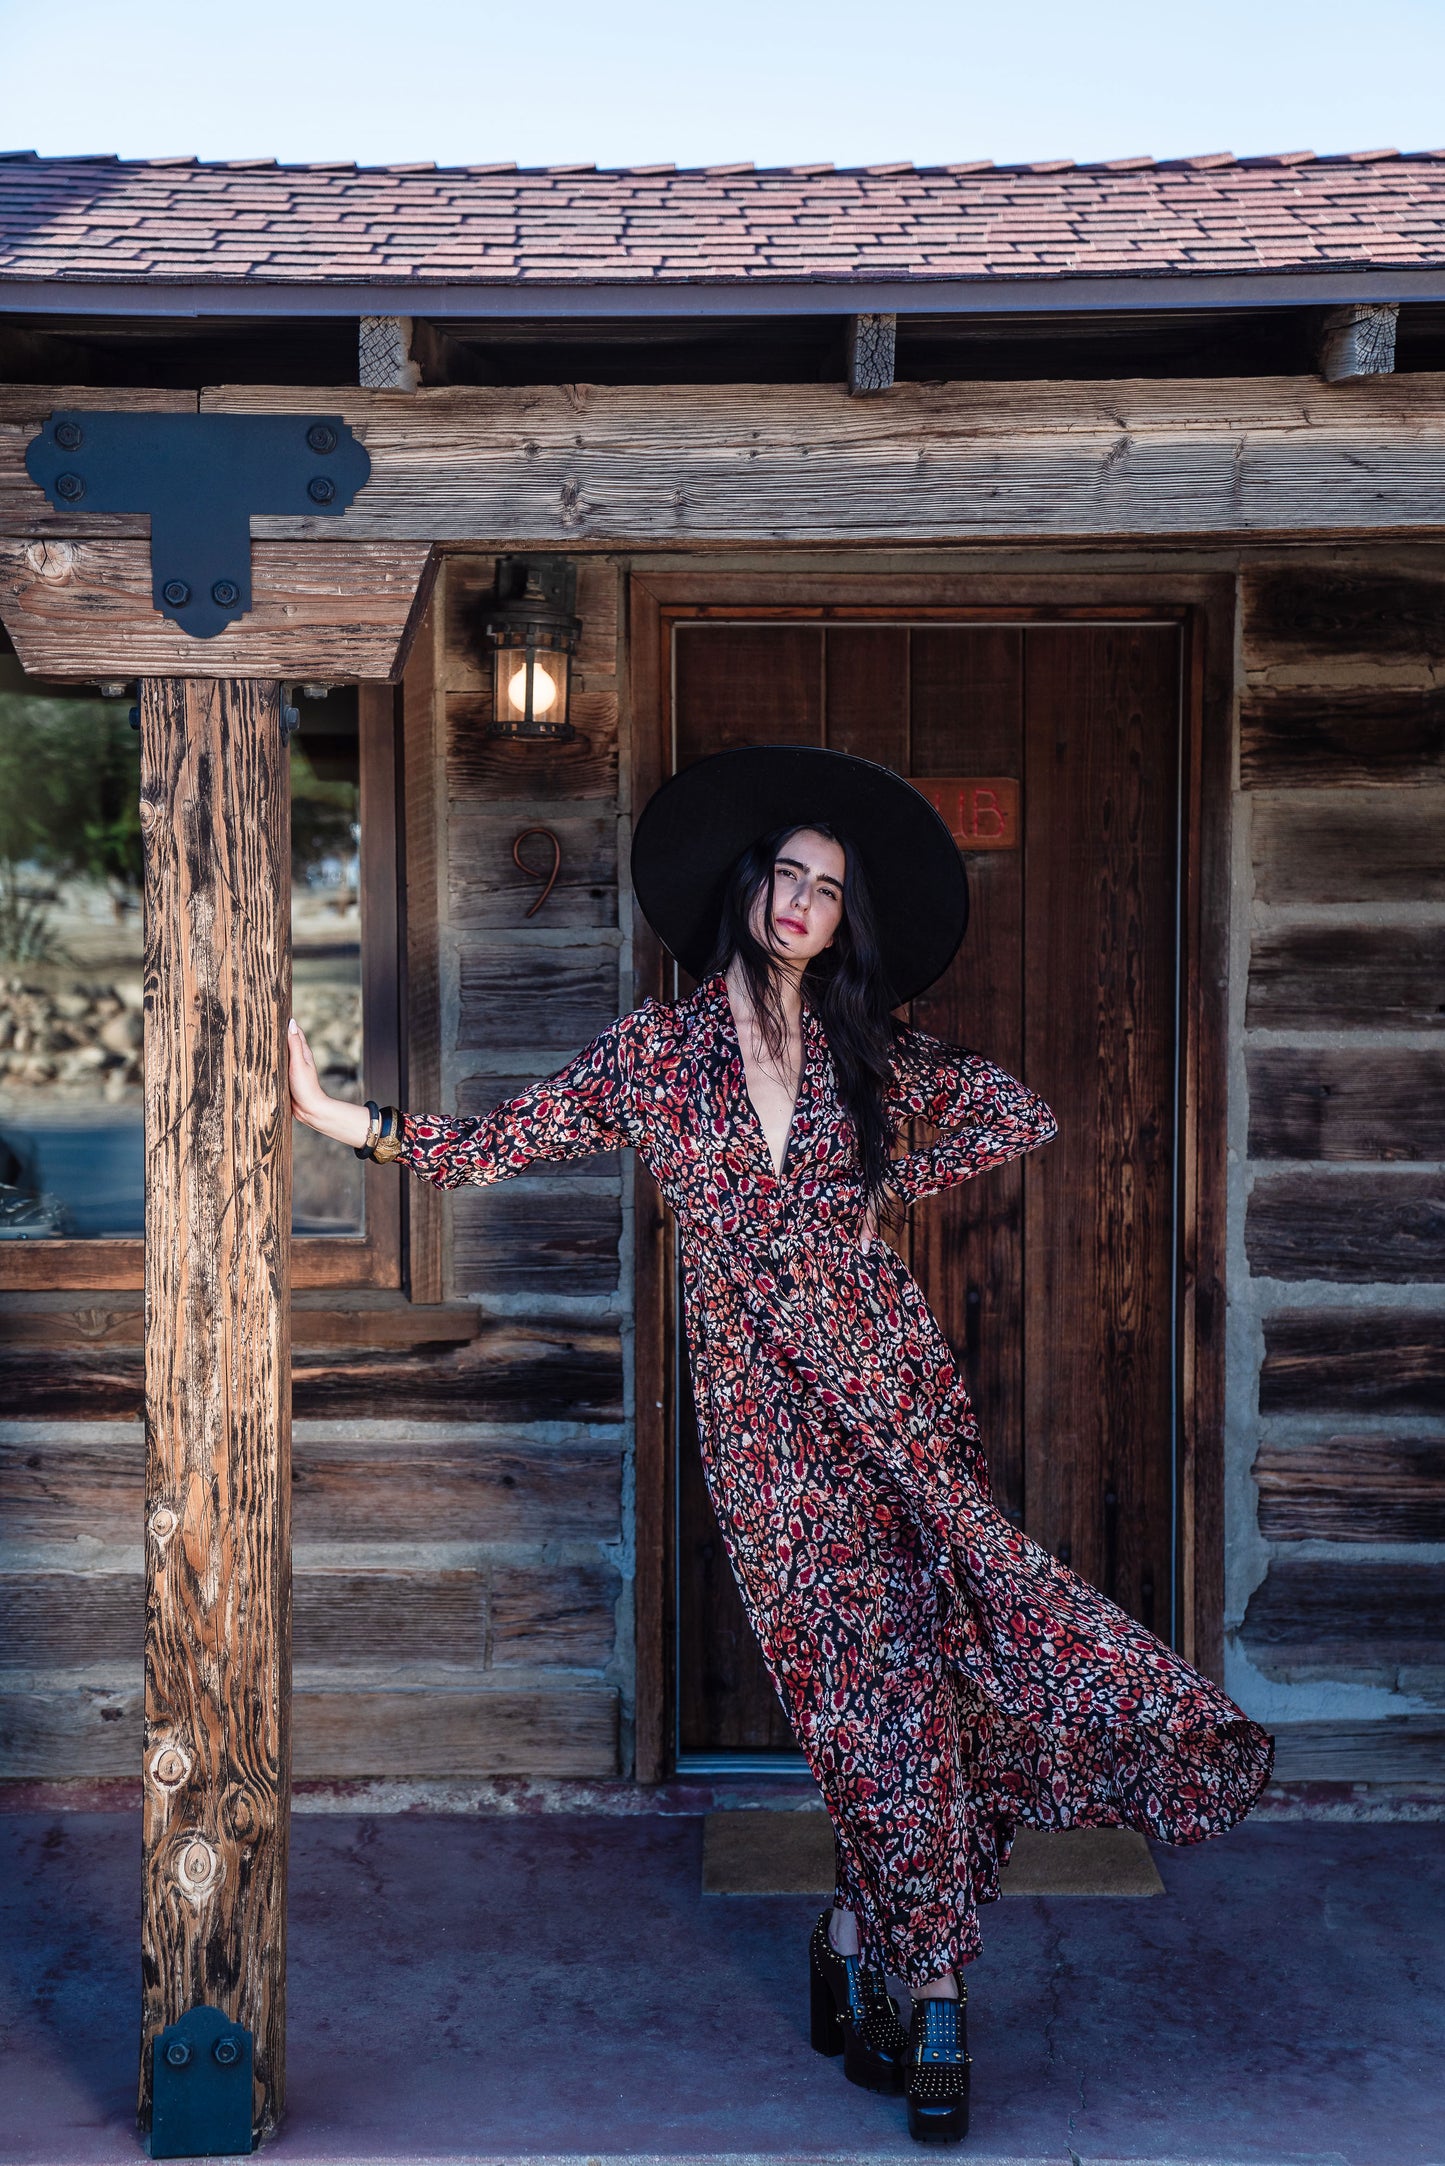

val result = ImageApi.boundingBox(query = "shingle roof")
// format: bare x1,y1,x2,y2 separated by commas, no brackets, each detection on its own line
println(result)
1,149,1444,290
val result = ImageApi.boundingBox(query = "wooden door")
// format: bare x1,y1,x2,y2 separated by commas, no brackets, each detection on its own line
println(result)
669,620,1182,1768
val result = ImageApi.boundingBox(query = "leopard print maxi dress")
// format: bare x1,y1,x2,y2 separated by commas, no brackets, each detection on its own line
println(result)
396,971,1274,1986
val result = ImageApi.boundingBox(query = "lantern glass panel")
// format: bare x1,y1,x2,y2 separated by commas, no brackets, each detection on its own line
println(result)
491,638,572,736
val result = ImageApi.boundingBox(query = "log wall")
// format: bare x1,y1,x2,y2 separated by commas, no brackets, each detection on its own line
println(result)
1231,555,1445,1775
0,555,631,1791
6,527,1445,1792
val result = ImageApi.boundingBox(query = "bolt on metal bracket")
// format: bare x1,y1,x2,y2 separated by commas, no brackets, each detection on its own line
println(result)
150,2004,254,2157
26,412,371,638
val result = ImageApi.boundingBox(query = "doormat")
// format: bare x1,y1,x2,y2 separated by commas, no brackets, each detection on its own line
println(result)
701,1810,1164,1896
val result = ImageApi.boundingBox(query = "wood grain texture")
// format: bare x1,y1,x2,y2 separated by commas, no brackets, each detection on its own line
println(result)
1247,923,1445,1031
0,1430,622,1548
1240,686,1445,788
1318,303,1398,384
1246,1171,1445,1280
0,1568,518,1673
1243,564,1445,663
402,580,446,1302
289,1684,619,1777
1241,1558,1445,1668
183,377,1445,545
449,810,617,930
490,1562,619,1668
0,1320,622,1425
451,1184,622,1296
1178,593,1237,1682
0,1684,620,1781
908,628,1026,1529
456,945,619,1060
1023,627,1179,1631
1260,1311,1445,1415
627,574,670,1784
1268,1717,1445,1782
138,677,291,2138
0,539,435,682
1247,1049,1445,1160
0,1430,146,1539
674,623,822,757
1251,789,1445,904
1253,1434,1445,1540
293,1434,624,1544
354,684,404,1289
445,692,619,802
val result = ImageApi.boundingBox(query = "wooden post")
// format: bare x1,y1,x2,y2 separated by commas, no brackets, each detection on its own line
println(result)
138,677,293,2144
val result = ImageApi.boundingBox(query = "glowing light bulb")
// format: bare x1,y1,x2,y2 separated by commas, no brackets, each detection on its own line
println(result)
508,661,558,715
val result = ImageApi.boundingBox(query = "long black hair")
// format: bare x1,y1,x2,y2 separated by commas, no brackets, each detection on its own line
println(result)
703,821,901,1204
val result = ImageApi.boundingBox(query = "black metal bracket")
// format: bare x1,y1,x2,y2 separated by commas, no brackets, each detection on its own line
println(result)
26,411,371,638
150,2005,254,2157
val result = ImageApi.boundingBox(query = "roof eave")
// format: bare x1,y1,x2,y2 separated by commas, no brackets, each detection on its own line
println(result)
4,265,1445,320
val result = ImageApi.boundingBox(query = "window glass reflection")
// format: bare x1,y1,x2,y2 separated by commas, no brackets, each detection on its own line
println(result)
0,659,365,1242
290,693,363,1235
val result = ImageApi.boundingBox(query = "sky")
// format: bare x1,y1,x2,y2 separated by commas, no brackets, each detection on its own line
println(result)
0,0,1442,172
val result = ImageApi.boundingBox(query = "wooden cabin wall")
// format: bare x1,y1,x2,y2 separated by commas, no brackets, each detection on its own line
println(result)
1231,550,1445,1782
6,531,1445,1794
0,554,632,1791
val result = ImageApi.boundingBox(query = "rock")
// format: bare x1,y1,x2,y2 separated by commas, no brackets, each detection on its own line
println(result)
99,1012,142,1055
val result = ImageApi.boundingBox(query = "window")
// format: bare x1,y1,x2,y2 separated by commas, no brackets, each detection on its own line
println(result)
0,654,401,1288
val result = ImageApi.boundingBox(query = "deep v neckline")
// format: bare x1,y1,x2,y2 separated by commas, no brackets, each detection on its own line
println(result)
721,977,811,1181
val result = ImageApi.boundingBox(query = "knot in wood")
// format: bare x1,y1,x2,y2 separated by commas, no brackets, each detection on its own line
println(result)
138,800,160,835
24,540,76,584
149,1504,179,1546
222,1786,259,1842
179,1837,218,1891
150,1744,191,1789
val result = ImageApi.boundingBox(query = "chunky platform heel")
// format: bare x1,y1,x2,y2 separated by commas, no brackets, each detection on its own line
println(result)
905,1986,971,2144
808,1910,909,2093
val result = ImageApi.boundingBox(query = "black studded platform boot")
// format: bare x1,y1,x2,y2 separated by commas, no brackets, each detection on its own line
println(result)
904,1984,971,2143
808,1910,910,2092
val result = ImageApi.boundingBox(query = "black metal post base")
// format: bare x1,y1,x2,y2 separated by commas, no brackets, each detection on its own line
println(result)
150,2006,254,2158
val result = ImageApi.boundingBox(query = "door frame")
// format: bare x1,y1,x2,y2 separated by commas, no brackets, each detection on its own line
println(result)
627,564,1235,1784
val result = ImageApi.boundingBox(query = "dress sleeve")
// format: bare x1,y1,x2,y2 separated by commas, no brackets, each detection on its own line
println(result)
884,1024,1058,1206
394,1009,644,1191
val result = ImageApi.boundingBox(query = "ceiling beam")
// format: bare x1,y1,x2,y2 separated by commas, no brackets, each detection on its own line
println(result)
4,378,1445,609
1318,302,1399,382
846,314,896,395
0,537,436,679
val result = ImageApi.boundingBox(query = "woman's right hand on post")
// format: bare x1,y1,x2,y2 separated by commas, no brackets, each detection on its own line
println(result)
287,1018,373,1151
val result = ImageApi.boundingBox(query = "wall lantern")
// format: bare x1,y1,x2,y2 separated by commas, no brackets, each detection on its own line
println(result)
483,556,580,741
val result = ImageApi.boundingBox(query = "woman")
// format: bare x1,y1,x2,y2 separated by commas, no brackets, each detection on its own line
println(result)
289,745,1274,2146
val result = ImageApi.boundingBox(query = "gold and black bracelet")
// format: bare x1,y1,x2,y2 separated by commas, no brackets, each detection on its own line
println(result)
370,1105,405,1164
353,1100,382,1160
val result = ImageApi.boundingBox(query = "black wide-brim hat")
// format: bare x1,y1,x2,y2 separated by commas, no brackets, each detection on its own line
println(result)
631,745,969,1004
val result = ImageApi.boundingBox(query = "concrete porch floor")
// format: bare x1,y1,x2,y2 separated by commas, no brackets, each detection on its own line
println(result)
1,1808,1441,2166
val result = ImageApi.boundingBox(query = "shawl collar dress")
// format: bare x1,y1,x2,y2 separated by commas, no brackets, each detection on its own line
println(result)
397,972,1274,1984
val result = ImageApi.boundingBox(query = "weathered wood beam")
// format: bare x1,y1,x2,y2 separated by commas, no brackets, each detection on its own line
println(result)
223,373,1445,542
1261,1311,1445,1417
1253,1434,1445,1542
0,538,435,682
846,313,896,395
138,678,292,2143
6,376,1445,547
1318,302,1399,383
